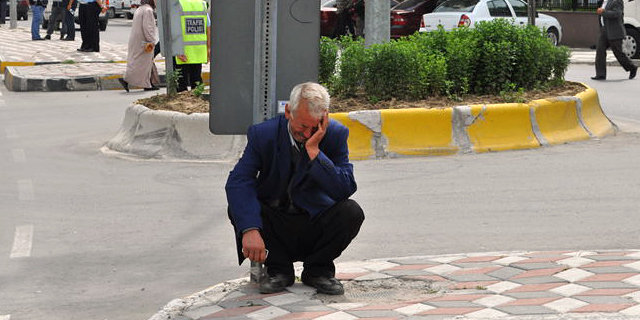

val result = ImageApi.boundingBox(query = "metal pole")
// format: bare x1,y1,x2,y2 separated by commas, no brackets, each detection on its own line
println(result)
158,0,175,94
365,0,390,47
9,0,17,29
528,0,536,26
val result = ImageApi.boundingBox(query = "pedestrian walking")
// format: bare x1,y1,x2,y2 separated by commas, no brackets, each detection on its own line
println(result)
119,0,159,92
592,0,638,80
0,0,7,25
29,0,48,40
77,0,106,52
62,0,77,41
45,0,66,39
332,0,354,38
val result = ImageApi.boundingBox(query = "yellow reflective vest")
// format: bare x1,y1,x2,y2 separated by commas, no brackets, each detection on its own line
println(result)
176,0,208,65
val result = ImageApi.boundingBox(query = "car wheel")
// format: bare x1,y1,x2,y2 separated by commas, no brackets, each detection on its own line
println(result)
546,28,559,46
126,12,133,19
623,27,640,59
108,7,115,19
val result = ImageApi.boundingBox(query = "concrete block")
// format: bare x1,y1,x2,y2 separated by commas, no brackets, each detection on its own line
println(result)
531,97,590,144
466,103,540,152
380,108,457,156
330,112,376,160
577,87,617,138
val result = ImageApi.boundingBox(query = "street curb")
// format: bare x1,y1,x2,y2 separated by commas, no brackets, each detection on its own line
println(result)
338,84,617,160
103,104,246,161
103,84,616,161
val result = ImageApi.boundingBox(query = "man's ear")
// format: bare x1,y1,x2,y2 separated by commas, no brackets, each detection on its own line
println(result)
284,104,292,120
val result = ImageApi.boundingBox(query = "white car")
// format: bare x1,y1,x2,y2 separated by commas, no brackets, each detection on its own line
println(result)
419,0,562,46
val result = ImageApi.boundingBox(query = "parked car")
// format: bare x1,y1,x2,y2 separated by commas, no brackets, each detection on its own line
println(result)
419,0,562,45
321,0,400,37
390,0,439,38
127,0,139,19
107,0,131,18
3,0,29,20
42,1,109,31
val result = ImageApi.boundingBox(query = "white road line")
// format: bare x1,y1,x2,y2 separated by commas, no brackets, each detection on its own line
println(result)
17,179,34,201
10,225,34,259
11,149,26,163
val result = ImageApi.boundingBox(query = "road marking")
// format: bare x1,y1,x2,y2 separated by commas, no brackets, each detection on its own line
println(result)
17,179,34,201
10,225,33,259
11,149,26,163
0,315,11,320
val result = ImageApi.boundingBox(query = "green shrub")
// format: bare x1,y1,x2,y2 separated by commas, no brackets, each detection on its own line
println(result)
319,37,339,86
322,19,571,101
332,36,369,97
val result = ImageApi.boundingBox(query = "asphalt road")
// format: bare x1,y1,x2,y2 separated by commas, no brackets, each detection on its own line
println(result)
1,57,640,320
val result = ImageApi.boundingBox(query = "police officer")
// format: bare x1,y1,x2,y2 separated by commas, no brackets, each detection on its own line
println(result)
174,0,209,92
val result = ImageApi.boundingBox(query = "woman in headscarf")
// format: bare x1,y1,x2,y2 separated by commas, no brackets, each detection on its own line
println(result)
119,0,159,91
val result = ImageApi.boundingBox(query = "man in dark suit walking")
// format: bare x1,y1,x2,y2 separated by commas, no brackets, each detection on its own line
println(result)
225,82,364,295
592,0,637,80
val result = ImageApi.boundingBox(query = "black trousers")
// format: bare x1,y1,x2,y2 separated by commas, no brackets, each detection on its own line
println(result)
63,7,75,40
175,62,202,92
260,199,364,278
0,0,6,24
79,2,100,51
595,31,635,77
332,10,354,38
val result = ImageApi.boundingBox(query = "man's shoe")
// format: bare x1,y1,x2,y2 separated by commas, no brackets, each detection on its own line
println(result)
62,38,74,41
32,38,44,41
259,274,294,294
591,76,606,80
44,34,51,40
143,86,159,91
630,66,638,79
302,276,344,295
118,78,129,92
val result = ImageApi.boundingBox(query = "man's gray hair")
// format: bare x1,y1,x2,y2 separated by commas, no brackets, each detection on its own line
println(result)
289,82,330,119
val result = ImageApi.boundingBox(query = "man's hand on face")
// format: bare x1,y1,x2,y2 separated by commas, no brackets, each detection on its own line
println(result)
242,229,267,263
304,112,329,160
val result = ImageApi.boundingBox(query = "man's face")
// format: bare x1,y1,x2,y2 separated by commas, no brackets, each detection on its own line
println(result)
285,100,321,143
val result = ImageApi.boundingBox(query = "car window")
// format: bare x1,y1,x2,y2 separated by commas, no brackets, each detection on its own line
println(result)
487,0,512,17
393,0,424,10
434,0,478,12
322,0,335,7
507,0,528,17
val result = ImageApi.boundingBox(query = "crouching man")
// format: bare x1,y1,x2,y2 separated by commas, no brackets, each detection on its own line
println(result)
225,82,364,295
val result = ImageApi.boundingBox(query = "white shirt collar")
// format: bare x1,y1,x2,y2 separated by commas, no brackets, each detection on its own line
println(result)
287,122,301,151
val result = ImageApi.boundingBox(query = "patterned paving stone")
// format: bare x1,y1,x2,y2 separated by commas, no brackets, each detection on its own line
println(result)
203,306,268,318
418,307,484,315
579,288,639,296
273,311,334,320
424,300,483,308
383,264,436,271
278,300,336,313
486,281,522,293
550,283,592,296
580,273,637,282
577,281,640,289
450,280,499,290
345,310,404,318
502,291,563,299
424,264,461,275
314,311,359,320
574,295,638,305
493,256,529,265
472,295,516,307
553,268,595,282
487,267,524,280
452,256,503,263
337,272,371,280
624,261,640,271
494,305,557,315
557,257,596,268
247,306,290,320
382,270,434,277
584,260,635,268
623,274,640,286
465,308,508,318
442,274,498,282
543,297,589,313
620,304,640,316
504,283,565,293
571,303,636,313
510,276,568,285
585,255,637,261
393,303,436,316
511,263,561,270
584,266,639,274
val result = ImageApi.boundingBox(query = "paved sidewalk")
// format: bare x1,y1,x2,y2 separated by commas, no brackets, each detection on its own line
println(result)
150,250,640,320
0,26,632,92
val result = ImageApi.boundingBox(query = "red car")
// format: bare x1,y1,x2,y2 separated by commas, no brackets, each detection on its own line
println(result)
321,0,400,38
390,0,439,38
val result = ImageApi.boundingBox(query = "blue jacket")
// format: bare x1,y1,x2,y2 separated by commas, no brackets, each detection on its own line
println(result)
225,115,357,262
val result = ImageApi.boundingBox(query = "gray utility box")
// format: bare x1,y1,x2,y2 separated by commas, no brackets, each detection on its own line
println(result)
210,0,320,135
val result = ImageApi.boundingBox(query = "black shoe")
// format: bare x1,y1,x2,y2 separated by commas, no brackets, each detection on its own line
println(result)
60,35,65,40
259,274,294,294
630,66,638,79
591,76,606,80
118,78,129,92
32,38,44,41
62,38,74,41
143,86,159,91
44,34,51,40
302,275,344,295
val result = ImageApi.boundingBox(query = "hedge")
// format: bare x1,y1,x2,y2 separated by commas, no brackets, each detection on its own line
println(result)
319,19,571,100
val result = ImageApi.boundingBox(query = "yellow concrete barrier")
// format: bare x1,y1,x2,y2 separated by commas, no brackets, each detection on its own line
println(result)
380,108,457,156
577,87,617,138
330,113,375,160
532,98,590,145
466,103,540,152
